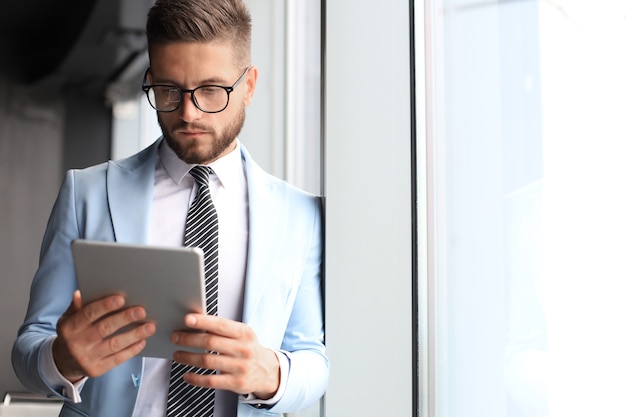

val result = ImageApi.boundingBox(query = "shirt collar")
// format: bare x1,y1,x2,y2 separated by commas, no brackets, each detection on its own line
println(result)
159,138,242,190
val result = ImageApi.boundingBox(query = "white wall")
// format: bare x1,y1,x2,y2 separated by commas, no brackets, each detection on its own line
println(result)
243,0,321,195
324,0,415,416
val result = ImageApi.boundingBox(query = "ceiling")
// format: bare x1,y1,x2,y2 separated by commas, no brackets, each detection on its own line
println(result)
0,0,150,98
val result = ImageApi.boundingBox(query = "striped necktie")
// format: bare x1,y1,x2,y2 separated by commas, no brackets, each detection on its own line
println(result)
167,165,218,417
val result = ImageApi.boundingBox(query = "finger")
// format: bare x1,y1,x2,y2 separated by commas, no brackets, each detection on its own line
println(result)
92,306,148,340
106,338,149,366
174,350,238,374
82,335,151,378
173,352,244,392
58,290,83,323
172,331,241,357
180,361,261,395
184,314,247,339
72,290,83,310
182,369,223,390
56,294,127,347
70,294,126,331
90,320,156,362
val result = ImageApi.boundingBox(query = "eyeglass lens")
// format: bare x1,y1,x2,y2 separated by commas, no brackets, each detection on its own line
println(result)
148,86,229,112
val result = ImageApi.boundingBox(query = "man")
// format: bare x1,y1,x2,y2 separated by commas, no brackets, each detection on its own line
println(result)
11,0,328,416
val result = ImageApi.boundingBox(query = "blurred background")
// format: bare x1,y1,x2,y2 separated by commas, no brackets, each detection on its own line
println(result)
6,1,626,417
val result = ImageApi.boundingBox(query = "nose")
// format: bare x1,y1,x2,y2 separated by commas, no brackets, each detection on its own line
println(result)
179,91,202,122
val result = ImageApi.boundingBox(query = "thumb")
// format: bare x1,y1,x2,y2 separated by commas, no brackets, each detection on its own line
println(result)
71,290,83,310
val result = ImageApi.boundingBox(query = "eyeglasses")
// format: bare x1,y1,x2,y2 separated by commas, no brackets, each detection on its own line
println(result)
142,67,250,113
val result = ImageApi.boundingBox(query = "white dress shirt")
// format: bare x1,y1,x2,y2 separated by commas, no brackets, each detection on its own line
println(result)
41,139,288,417
134,139,250,416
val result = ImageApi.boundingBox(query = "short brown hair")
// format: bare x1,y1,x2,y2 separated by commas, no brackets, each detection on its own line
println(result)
146,0,252,68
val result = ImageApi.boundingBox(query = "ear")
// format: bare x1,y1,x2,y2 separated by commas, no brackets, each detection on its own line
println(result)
144,67,153,85
243,66,258,107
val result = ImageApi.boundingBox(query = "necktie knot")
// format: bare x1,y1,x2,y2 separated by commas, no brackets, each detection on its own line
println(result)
190,165,212,187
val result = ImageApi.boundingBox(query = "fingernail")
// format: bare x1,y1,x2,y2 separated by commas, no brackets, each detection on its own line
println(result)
144,323,156,335
110,296,122,308
171,333,179,344
134,308,146,320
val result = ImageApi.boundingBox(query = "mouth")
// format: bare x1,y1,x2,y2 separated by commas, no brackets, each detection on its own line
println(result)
174,129,213,140
177,129,206,134
173,123,214,134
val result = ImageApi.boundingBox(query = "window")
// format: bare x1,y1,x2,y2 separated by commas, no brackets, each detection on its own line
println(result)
419,1,626,415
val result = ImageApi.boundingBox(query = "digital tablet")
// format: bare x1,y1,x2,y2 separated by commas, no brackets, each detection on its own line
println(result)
71,239,207,358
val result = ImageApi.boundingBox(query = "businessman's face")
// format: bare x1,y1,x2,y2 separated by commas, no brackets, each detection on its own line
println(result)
147,41,257,165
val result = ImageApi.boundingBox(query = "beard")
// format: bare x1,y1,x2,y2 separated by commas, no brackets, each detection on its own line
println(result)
159,105,246,165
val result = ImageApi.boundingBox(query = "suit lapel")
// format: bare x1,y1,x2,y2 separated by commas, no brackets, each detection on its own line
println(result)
240,146,288,324
107,139,160,244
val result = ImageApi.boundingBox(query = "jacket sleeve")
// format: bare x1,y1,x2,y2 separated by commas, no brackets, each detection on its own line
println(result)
12,170,81,396
12,162,114,396
265,194,328,413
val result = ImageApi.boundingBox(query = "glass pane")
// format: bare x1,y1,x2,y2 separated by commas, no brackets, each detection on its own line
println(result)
426,1,626,416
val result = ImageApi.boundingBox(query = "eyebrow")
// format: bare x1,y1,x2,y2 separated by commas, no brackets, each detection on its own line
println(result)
152,76,230,87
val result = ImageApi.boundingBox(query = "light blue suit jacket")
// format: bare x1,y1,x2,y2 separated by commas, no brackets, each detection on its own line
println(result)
12,139,328,417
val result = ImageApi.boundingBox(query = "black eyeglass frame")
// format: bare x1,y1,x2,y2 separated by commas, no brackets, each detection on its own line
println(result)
141,66,250,113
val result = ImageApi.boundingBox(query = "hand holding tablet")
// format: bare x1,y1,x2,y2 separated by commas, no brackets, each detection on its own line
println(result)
71,239,207,358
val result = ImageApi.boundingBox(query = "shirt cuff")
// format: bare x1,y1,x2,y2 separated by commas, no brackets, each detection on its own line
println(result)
239,349,289,408
40,336,87,403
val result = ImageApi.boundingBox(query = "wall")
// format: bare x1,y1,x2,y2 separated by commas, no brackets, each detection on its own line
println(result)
0,73,111,394
324,0,415,415
0,75,64,393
